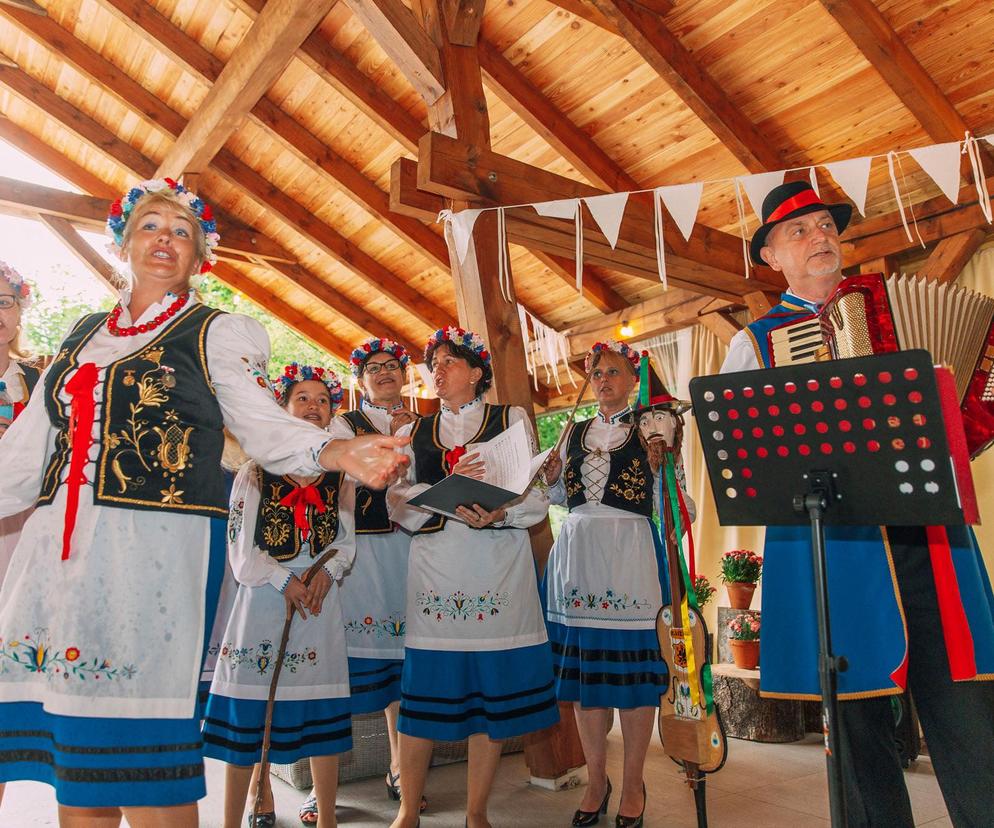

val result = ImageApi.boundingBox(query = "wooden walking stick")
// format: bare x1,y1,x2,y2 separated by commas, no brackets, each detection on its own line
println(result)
251,547,338,824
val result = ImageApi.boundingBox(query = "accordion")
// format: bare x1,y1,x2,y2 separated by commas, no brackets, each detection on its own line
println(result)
766,273,994,458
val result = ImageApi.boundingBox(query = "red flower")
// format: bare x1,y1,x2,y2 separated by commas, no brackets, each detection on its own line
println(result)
477,613,484,621
364,616,373,625
164,177,177,187
363,343,371,351
480,350,489,361
110,200,123,216
65,647,80,662
199,261,212,274
201,203,213,220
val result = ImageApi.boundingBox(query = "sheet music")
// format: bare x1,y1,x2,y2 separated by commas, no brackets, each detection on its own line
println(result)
466,418,552,495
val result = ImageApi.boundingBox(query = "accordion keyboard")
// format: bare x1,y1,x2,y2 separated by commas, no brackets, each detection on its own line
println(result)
769,317,823,366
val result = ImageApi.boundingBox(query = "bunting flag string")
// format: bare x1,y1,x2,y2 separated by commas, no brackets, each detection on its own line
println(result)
964,132,993,224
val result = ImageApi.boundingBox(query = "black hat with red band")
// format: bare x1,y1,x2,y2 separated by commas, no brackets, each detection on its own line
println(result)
749,181,852,266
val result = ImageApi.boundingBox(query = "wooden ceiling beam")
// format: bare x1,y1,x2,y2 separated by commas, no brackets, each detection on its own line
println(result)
534,253,628,313
155,0,339,178
0,0,45,14
478,41,638,193
916,228,989,285
39,214,120,292
589,0,783,173
698,309,743,345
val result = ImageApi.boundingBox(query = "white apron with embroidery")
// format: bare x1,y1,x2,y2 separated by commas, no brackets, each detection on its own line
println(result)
338,401,410,660
209,459,355,702
0,361,32,586
388,399,550,652
545,410,696,631
0,293,335,719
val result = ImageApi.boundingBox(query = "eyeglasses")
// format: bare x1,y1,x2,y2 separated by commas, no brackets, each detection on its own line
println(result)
364,359,402,375
0,296,18,310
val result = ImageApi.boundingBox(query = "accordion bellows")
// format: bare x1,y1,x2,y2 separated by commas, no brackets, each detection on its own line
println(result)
767,273,994,458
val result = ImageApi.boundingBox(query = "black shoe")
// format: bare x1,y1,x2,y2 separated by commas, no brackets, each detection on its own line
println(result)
387,770,402,800
614,782,645,828
247,812,276,828
572,779,611,826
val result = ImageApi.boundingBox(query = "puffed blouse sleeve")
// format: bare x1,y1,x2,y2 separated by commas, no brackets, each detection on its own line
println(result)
545,421,573,507
207,313,331,477
322,476,356,582
385,419,431,532
0,363,55,519
494,406,550,529
226,461,293,593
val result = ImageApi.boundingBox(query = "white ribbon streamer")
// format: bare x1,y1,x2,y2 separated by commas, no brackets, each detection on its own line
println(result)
964,131,993,224
653,188,668,289
733,179,751,278
887,151,925,247
348,374,357,411
575,208,584,294
496,206,513,303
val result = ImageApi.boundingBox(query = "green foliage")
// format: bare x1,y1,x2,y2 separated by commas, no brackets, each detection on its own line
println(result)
21,281,114,356
535,403,597,451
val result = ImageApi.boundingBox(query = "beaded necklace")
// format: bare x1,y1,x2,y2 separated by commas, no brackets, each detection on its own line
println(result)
106,291,189,337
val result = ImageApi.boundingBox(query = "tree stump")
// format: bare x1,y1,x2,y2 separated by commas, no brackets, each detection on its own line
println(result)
711,664,805,743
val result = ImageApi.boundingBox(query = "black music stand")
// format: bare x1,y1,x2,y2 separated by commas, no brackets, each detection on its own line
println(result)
689,350,975,828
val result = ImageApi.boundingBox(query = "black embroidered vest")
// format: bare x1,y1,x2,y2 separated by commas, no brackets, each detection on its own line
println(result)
340,407,402,534
19,362,40,397
564,418,652,517
253,467,343,561
410,403,510,534
38,304,228,518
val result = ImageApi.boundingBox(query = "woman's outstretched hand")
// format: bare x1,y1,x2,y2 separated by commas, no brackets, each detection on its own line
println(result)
319,434,410,488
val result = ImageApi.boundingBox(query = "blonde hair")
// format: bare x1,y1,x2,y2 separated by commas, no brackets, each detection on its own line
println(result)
120,191,207,277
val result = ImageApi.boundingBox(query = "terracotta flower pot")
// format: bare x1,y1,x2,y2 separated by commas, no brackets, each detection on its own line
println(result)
725,581,756,610
730,639,760,670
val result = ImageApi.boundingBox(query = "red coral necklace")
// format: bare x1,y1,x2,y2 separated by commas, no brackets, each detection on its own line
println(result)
106,291,189,337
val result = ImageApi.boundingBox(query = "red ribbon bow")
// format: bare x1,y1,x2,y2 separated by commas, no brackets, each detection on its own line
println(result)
444,445,467,475
279,484,326,541
62,362,99,561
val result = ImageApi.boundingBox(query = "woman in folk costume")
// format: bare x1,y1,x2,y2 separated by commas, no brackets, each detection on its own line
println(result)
543,342,695,828
386,327,559,828
0,179,408,827
294,338,425,825
203,364,355,828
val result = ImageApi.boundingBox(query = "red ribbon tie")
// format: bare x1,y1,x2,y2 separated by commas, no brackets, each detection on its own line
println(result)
279,484,326,541
444,445,467,475
62,362,99,561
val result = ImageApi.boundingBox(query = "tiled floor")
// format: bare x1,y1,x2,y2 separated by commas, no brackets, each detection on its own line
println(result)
1,729,952,826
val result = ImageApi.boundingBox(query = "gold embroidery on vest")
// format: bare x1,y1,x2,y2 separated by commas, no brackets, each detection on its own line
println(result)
608,457,647,504
261,482,292,548
153,410,194,473
564,465,582,499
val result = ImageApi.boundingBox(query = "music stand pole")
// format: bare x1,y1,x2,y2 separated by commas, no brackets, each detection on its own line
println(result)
795,471,847,828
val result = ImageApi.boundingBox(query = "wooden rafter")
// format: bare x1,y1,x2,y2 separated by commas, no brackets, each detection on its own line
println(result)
155,0,339,178
39,214,120,292
589,0,783,173
0,0,44,14
916,229,989,285
698,309,743,345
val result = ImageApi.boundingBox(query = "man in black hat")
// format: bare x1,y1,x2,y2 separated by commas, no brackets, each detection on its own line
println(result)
719,182,994,827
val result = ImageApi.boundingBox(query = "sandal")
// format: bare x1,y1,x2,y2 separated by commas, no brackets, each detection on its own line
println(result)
247,812,276,828
386,770,429,812
298,791,318,825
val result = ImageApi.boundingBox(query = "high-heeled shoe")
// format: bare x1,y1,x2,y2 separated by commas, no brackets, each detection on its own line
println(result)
571,778,611,826
386,770,430,812
614,782,646,828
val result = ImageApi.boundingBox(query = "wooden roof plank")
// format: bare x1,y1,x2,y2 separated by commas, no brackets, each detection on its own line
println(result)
589,0,783,173
155,0,339,178
39,213,120,292
916,228,989,285
0,0,45,14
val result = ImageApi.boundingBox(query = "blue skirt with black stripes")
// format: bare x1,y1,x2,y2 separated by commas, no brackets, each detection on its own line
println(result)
348,656,403,714
397,644,560,741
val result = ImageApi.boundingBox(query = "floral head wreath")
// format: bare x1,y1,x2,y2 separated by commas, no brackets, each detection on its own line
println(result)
106,178,220,273
424,326,491,367
584,340,645,373
349,337,410,377
0,260,32,309
272,363,344,411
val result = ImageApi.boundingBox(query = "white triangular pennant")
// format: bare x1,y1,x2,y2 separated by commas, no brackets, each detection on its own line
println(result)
809,166,821,198
447,208,482,265
737,171,786,221
533,198,580,220
583,192,629,249
984,134,994,148
824,156,872,216
656,182,704,242
907,141,962,206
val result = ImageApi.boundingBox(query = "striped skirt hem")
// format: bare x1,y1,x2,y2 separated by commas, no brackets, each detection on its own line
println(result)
348,657,402,714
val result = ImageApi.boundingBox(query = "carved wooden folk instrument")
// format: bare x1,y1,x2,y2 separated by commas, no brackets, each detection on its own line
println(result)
251,547,337,824
656,453,726,828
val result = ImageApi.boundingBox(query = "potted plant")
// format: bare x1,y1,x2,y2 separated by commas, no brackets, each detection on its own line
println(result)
720,549,763,610
693,574,716,609
727,612,760,669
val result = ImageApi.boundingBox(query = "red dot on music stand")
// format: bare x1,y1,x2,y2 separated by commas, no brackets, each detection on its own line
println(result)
820,443,833,455
816,422,829,434
904,368,918,381
834,398,847,411
763,384,776,396
863,418,876,430
830,376,843,389
858,396,872,408
887,416,901,428
728,409,740,420
747,406,759,418
853,373,867,386
732,428,744,439
913,413,926,426
746,487,757,498
772,425,785,436
843,441,856,453
724,389,735,400
878,371,892,383
883,393,896,406
743,387,755,398
789,402,802,414
768,404,780,416
752,427,764,438
839,420,852,432
737,448,748,459
742,468,753,479
807,379,819,391
917,436,931,449
908,391,922,404
785,382,797,394
794,423,806,435
868,440,881,452
757,447,769,458
798,444,811,456
892,438,906,450
811,400,825,413
777,445,789,457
